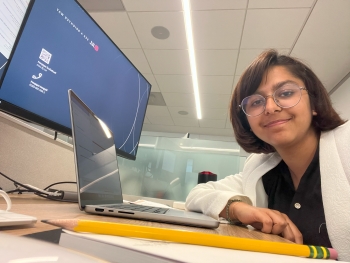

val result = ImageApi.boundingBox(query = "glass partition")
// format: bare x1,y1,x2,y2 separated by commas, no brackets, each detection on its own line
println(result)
23,120,247,202
118,136,247,202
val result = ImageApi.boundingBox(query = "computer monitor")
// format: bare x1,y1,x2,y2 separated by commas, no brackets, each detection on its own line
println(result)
0,0,151,160
0,0,30,79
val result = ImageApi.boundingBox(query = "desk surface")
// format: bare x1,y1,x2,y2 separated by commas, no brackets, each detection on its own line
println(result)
1,194,290,243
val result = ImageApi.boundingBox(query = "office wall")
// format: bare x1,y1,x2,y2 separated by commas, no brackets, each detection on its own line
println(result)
330,76,350,121
0,112,76,192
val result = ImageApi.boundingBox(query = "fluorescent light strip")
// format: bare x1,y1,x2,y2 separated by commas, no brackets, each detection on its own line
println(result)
182,0,202,119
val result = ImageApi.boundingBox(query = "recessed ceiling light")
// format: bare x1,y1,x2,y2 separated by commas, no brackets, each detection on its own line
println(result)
178,111,188,115
151,26,170,40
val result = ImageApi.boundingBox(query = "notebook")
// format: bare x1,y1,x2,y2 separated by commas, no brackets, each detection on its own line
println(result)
0,190,37,227
68,90,219,229
0,210,37,227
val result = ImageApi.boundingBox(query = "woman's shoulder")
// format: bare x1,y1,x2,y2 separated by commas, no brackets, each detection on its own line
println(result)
243,152,281,174
245,151,279,163
322,120,350,138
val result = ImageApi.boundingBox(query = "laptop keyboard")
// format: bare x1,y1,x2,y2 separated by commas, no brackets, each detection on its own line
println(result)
105,204,169,214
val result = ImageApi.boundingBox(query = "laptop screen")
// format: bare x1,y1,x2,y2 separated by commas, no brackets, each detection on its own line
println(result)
69,90,123,208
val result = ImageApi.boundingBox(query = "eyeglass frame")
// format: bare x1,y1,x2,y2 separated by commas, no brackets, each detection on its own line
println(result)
239,86,308,117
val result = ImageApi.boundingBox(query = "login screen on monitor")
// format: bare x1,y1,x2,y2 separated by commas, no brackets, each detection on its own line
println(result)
0,0,151,160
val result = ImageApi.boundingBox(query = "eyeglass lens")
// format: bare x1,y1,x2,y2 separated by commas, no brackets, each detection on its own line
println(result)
241,83,303,117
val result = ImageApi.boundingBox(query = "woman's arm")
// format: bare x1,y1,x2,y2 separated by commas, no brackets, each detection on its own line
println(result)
185,173,252,219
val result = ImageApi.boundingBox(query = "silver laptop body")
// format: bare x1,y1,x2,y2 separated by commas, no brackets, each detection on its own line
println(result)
68,90,219,229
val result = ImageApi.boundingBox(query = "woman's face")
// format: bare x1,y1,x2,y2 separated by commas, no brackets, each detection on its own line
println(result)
247,66,317,151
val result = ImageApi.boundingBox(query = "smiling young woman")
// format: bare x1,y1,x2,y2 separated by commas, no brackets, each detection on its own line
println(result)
185,50,350,261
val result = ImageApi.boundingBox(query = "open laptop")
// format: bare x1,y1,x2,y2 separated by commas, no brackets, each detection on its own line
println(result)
68,90,219,229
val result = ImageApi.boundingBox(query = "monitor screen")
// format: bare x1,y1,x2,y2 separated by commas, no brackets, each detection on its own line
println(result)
0,0,30,78
0,0,151,160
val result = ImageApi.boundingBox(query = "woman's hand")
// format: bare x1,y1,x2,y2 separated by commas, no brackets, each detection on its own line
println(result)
229,202,303,244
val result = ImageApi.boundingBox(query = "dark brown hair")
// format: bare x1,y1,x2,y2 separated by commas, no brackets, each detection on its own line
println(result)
230,49,346,154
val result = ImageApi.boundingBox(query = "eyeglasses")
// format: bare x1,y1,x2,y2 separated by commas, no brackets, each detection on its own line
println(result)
239,83,307,117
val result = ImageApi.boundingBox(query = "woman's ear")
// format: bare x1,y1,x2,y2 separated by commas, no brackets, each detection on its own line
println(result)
312,110,317,116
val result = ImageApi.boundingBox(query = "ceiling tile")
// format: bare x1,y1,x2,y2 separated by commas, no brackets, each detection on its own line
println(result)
146,105,171,117
241,8,310,49
293,48,350,91
236,49,290,75
162,92,195,107
121,49,152,74
292,0,350,50
202,108,228,120
143,74,160,92
196,50,238,75
291,0,350,91
191,0,247,10
155,75,192,93
236,49,264,75
248,0,314,9
89,12,140,48
198,76,233,94
168,107,197,119
330,76,350,121
79,0,125,12
200,93,231,109
128,12,187,49
122,0,182,11
225,119,232,129
147,115,175,126
173,118,200,127
232,76,240,92
83,0,350,138
199,119,226,128
192,10,245,49
144,49,190,74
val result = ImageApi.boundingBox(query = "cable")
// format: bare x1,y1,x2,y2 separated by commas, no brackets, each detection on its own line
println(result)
43,181,76,190
0,171,77,203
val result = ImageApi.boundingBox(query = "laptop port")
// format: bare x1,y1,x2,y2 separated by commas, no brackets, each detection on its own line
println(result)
118,211,134,215
95,208,104,212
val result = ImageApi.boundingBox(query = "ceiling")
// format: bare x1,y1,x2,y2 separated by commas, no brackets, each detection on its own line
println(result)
78,0,350,137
